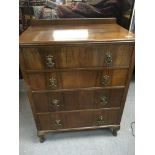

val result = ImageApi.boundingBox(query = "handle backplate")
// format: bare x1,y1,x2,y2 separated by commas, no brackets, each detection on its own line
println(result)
46,55,55,68
53,119,63,129
101,75,111,86
96,116,105,125
49,77,57,88
100,96,108,106
50,99,62,109
105,52,112,65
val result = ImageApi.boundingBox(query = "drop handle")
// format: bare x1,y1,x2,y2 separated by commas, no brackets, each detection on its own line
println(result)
53,120,63,129
105,52,112,65
100,96,108,106
49,77,57,88
50,99,62,108
96,116,105,125
46,55,55,68
101,75,111,86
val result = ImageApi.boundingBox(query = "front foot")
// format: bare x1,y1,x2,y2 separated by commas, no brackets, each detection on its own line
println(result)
112,128,117,136
111,126,120,137
38,131,45,143
39,135,45,143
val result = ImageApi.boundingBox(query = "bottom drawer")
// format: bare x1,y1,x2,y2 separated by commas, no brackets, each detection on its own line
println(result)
37,109,120,130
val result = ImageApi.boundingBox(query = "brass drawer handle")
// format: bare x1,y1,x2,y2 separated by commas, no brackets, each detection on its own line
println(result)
46,55,55,68
49,77,57,88
96,116,105,125
100,96,108,106
50,99,62,108
105,52,112,65
101,75,111,86
53,119,63,129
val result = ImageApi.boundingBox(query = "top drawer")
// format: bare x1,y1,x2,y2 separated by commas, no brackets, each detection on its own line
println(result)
21,45,133,70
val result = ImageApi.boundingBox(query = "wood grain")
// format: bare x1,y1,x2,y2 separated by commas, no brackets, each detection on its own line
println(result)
19,19,135,140
19,19,134,46
37,109,120,130
21,45,134,70
28,69,128,90
32,88,124,112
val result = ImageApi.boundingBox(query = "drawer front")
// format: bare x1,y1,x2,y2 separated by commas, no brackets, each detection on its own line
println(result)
21,45,133,70
37,109,120,130
28,69,128,90
33,89,124,112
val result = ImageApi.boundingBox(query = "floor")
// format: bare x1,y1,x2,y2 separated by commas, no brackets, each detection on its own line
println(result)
19,80,135,155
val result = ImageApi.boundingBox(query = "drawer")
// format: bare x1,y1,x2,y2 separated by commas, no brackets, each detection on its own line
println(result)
21,45,133,70
33,89,124,112
28,69,128,90
37,109,120,130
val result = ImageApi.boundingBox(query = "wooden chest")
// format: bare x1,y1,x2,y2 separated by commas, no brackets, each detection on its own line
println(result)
19,18,135,142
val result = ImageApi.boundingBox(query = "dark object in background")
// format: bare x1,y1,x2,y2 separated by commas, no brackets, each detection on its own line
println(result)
19,0,135,34
119,0,135,29
57,1,120,18
92,0,120,18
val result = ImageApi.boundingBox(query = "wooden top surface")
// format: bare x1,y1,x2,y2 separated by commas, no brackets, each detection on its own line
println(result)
19,18,135,46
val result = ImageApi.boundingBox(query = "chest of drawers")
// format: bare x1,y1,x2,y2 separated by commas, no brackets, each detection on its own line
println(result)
19,18,135,142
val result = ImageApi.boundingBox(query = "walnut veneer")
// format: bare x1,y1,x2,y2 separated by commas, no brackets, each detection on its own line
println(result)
19,18,135,142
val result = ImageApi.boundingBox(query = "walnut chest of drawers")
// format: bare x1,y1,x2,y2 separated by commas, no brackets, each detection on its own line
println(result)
19,18,135,142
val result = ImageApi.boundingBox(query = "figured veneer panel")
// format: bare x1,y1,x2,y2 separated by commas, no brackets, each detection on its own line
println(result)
38,109,120,130
58,45,133,68
28,72,61,90
32,88,124,112
21,47,57,70
28,69,128,90
60,70,97,89
21,45,133,70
